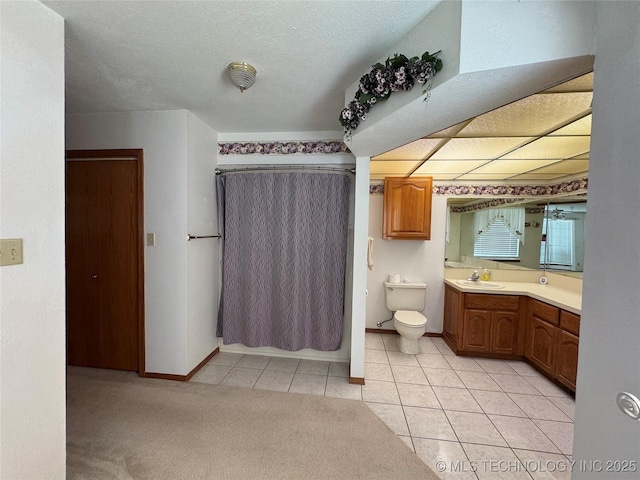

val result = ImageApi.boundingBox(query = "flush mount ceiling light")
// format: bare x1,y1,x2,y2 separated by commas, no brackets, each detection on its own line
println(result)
227,62,256,92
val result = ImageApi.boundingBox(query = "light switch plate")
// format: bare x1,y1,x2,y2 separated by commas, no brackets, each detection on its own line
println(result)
0,238,24,266
146,233,156,246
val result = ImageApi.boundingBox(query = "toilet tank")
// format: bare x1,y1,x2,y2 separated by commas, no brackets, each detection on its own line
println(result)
384,281,427,311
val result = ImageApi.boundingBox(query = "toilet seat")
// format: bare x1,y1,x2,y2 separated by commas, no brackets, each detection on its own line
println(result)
394,310,427,326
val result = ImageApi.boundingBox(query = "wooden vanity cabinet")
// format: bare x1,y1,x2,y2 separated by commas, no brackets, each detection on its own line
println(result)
525,299,559,375
525,299,580,390
382,177,433,240
443,284,462,346
491,311,522,355
443,284,580,392
555,329,579,391
461,310,492,353
555,310,580,390
443,288,524,357
526,315,558,375
461,294,524,356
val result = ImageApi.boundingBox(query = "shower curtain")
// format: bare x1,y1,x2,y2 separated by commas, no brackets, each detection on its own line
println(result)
216,171,350,351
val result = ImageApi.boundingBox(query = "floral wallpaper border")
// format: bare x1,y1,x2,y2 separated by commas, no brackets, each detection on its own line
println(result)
369,177,588,196
450,198,521,213
218,141,350,155
450,200,553,214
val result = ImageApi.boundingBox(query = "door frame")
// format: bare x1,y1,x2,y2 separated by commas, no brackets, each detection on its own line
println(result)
66,148,145,375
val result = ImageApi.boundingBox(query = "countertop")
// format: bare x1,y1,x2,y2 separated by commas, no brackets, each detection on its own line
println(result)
444,279,582,314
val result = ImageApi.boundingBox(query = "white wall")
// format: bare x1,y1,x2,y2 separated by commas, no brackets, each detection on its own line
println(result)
66,111,191,375
0,1,66,477
459,1,595,73
349,157,371,379
186,112,219,371
573,2,640,475
366,193,447,334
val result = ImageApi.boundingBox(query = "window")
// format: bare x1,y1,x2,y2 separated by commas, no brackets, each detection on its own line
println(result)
474,218,520,259
540,218,575,267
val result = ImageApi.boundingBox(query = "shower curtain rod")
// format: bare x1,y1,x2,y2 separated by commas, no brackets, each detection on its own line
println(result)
187,234,221,241
214,166,355,175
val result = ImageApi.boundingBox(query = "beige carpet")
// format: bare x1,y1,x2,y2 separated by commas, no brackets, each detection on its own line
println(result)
66,367,439,479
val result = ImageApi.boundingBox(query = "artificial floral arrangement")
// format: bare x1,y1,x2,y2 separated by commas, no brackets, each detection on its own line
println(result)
339,51,442,137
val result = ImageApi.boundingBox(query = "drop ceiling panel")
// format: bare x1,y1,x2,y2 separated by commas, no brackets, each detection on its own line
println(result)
528,159,589,174
420,173,461,181
509,172,570,180
549,114,592,136
373,138,443,161
500,136,591,160
455,173,522,180
429,137,532,160
369,160,422,175
413,160,490,174
472,159,561,174
370,174,401,179
458,92,592,137
371,72,593,182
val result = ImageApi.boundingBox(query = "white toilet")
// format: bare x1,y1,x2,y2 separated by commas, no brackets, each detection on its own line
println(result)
384,281,428,354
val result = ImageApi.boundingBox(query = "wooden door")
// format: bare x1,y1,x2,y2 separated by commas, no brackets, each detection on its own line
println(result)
526,316,557,375
490,311,518,355
461,309,491,353
555,330,579,390
66,150,144,373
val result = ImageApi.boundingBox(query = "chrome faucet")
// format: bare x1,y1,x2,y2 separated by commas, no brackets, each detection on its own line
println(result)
467,270,480,282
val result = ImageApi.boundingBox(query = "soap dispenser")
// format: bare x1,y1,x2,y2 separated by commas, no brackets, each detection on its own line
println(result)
481,268,491,281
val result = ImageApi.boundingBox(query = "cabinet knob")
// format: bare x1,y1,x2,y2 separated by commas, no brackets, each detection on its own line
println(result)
91,274,98,279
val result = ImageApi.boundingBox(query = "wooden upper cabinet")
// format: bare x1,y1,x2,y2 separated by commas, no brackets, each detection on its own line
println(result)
383,177,433,240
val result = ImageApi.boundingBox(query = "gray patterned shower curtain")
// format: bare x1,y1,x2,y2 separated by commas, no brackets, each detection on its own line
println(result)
216,171,350,351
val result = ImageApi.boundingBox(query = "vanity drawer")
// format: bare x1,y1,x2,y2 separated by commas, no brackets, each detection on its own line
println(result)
560,310,580,336
530,299,559,325
465,294,520,311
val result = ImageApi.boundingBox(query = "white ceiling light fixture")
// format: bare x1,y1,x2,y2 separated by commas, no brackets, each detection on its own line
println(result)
227,62,257,92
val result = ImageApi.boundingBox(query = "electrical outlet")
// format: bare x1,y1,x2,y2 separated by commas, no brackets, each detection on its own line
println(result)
0,238,23,266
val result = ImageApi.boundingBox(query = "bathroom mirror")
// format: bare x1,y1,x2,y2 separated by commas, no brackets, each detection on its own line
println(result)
445,195,586,276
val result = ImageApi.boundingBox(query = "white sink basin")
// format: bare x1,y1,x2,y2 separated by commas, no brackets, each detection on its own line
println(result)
456,280,505,289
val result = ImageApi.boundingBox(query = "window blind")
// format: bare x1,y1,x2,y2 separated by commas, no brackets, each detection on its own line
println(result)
474,218,520,259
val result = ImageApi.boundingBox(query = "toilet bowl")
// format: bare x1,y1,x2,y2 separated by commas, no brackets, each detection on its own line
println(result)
383,280,428,355
393,310,427,354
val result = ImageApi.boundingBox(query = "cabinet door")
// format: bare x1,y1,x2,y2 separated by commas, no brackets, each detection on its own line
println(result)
444,285,460,344
382,177,432,240
490,311,518,355
526,317,557,375
461,310,491,353
555,330,579,391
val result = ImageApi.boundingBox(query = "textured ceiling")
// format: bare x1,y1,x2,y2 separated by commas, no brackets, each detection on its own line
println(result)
43,0,440,133
371,72,593,181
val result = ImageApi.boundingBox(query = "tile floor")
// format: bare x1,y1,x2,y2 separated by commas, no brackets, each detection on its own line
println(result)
193,333,576,480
